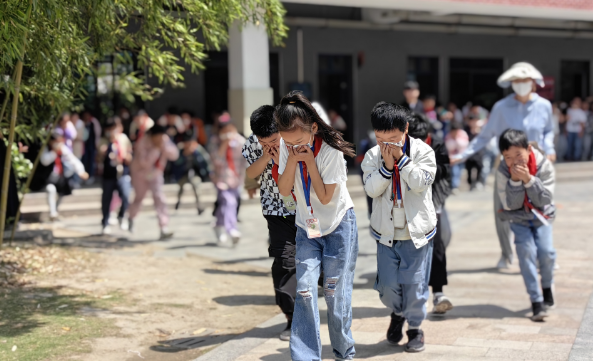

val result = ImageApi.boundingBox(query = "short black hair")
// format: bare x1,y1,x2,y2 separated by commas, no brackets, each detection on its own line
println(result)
250,105,277,138
167,106,179,115
423,94,436,101
147,124,166,135
370,102,411,132
499,129,529,152
407,112,432,141
403,80,419,90
450,121,463,131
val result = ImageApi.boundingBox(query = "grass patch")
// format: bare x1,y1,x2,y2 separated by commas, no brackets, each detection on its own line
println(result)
0,286,122,361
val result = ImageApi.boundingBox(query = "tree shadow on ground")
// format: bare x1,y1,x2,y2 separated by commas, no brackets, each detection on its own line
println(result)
428,304,531,321
52,236,152,250
203,269,270,277
212,295,275,306
0,284,125,339
448,267,521,276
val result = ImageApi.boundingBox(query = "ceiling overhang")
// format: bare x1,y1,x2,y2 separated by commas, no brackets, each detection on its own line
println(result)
283,0,593,22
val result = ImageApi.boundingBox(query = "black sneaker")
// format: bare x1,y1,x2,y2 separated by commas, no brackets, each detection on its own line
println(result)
279,320,291,341
531,302,548,322
404,329,425,353
386,313,405,345
175,201,181,210
543,288,554,309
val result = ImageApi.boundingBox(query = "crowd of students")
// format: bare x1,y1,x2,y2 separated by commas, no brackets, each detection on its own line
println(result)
25,60,560,358
241,61,558,360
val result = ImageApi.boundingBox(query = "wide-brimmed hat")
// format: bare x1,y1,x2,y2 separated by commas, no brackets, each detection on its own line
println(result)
497,62,544,88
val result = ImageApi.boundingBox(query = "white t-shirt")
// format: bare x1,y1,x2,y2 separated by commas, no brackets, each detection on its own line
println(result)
278,139,353,236
566,108,587,133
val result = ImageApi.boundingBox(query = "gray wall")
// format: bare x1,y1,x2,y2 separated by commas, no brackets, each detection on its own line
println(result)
147,26,593,145
271,26,593,145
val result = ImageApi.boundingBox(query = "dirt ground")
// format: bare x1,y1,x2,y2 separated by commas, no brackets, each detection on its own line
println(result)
22,243,281,361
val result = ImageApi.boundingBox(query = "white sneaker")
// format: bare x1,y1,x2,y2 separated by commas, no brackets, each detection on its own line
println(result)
119,218,129,231
229,229,241,245
215,227,228,243
101,226,111,235
432,293,453,314
496,256,510,269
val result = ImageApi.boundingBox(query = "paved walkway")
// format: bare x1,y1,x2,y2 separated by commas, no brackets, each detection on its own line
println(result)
52,167,593,361
198,175,593,361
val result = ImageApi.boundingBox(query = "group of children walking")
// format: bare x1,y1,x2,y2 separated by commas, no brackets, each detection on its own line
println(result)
242,90,557,360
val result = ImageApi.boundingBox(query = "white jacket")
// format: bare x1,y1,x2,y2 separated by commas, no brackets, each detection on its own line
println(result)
362,136,437,249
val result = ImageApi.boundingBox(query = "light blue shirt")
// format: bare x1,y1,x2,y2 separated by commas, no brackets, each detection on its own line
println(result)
459,93,555,161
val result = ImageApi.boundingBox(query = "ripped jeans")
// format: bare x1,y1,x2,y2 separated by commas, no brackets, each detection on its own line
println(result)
291,208,358,361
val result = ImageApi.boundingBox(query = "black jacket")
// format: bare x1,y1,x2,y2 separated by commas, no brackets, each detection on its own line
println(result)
431,139,451,210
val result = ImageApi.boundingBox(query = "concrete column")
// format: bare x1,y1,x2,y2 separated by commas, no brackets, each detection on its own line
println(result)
228,22,274,135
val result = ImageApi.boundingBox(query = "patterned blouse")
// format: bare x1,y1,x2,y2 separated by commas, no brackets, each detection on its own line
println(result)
242,134,295,217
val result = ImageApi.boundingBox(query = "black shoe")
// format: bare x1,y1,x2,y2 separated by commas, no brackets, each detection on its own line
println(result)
197,207,205,215
175,201,181,210
279,320,291,341
531,302,548,322
543,288,554,309
404,329,425,353
386,313,405,345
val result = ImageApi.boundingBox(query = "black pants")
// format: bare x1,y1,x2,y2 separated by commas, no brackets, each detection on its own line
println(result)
465,158,483,188
429,213,448,291
265,215,297,317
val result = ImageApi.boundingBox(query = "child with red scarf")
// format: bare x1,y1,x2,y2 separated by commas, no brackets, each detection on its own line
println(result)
209,113,246,245
496,129,556,322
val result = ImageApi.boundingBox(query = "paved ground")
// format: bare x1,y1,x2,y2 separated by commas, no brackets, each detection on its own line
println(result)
47,166,593,361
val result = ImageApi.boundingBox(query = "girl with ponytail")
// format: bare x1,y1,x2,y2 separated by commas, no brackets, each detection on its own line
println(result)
275,91,358,360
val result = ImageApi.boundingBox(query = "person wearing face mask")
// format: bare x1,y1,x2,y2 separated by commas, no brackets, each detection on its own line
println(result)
451,62,555,270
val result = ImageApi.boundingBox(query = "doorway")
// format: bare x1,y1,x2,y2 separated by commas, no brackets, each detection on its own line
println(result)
449,58,504,109
318,55,354,152
561,60,590,102
408,57,439,100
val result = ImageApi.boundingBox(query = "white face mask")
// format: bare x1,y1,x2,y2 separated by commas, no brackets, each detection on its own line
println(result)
512,81,532,97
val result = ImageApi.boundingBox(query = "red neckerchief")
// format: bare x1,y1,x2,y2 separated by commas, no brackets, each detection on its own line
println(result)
55,149,63,175
510,150,549,219
391,135,408,206
425,134,432,146
272,159,297,202
299,135,323,214
226,144,237,176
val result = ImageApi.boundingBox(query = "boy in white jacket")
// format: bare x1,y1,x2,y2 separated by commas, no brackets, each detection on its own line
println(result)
362,102,437,353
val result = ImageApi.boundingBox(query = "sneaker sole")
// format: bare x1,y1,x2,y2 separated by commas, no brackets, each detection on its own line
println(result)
433,299,453,314
279,335,290,341
404,345,425,353
387,338,403,346
531,313,548,322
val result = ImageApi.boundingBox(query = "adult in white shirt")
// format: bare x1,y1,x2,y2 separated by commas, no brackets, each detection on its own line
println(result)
565,97,587,161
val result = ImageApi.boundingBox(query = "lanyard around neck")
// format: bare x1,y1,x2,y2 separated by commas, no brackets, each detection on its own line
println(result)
298,137,322,215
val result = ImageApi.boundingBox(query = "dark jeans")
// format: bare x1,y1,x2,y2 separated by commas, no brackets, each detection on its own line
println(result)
565,132,583,161
101,175,131,227
429,213,448,291
82,146,97,176
465,158,483,188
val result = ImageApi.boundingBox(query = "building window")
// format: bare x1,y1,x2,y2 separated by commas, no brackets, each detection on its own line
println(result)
407,57,439,100
561,60,590,102
449,58,503,109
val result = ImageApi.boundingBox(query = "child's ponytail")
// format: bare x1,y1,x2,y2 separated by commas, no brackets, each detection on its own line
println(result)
274,91,356,158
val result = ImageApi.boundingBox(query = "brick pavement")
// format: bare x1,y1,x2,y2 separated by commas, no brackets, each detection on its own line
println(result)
225,176,593,361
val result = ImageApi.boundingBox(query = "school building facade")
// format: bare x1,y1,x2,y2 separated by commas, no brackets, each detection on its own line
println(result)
145,0,593,146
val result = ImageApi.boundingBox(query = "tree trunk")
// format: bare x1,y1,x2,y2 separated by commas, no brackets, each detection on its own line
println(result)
0,0,33,246
9,116,61,244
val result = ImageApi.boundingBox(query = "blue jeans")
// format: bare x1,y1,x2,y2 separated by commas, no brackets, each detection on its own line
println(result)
510,223,556,303
291,208,358,361
451,163,464,189
101,175,131,227
374,240,433,328
566,132,583,161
